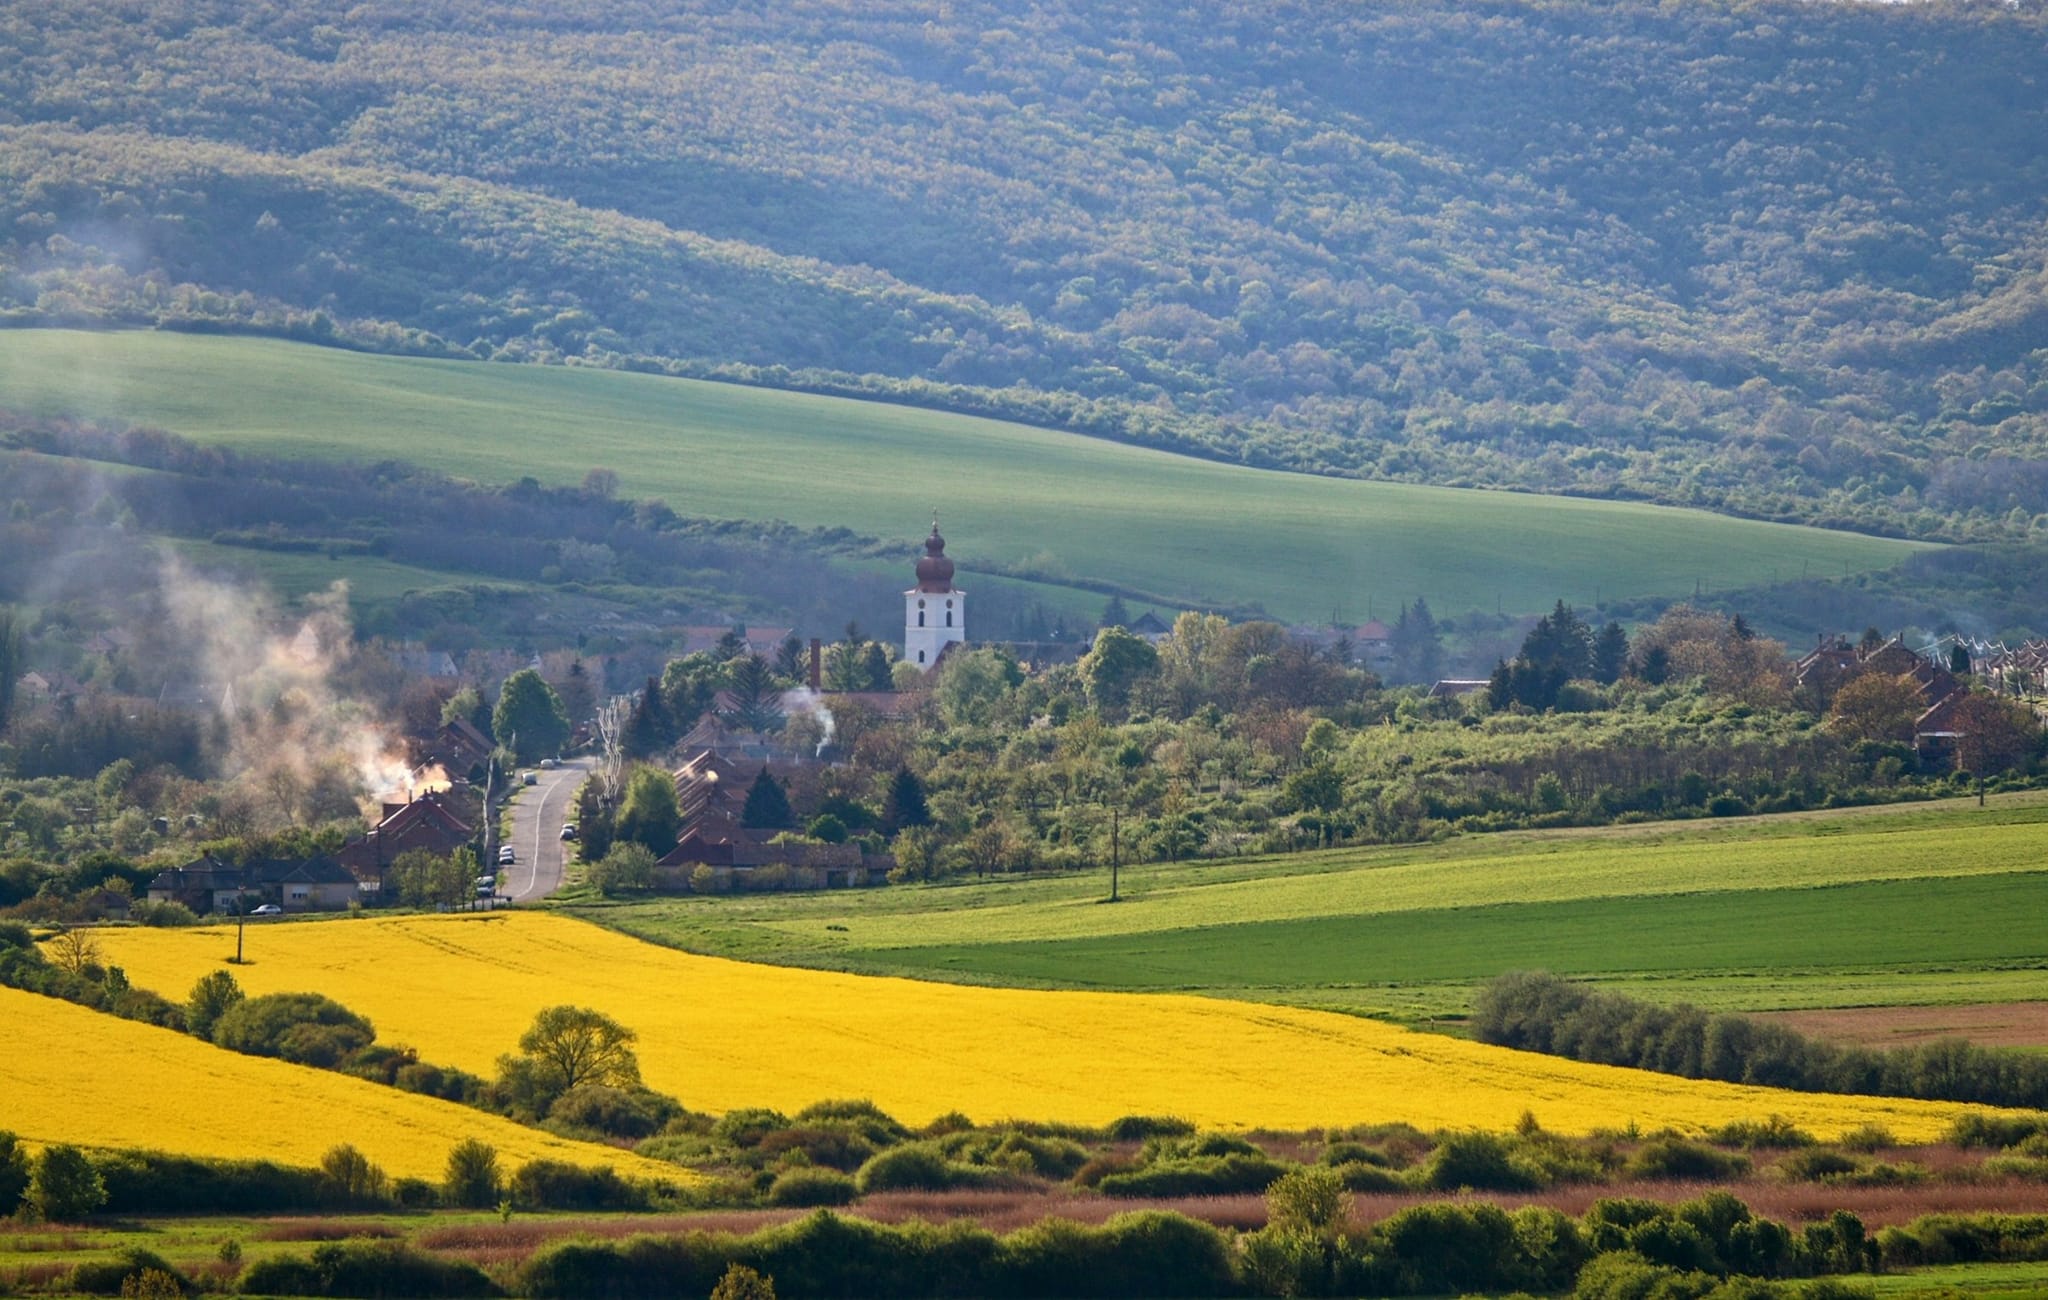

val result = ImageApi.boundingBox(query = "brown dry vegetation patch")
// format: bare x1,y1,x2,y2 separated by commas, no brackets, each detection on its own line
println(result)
1760,1001,2048,1049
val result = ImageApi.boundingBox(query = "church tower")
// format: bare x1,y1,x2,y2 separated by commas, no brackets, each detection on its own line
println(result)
905,516,965,670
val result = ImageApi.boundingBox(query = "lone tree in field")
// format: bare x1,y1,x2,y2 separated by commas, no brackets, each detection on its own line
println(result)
516,1005,641,1093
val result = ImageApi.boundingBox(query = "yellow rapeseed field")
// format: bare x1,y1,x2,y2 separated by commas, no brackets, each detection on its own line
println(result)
0,986,683,1182
94,913,1997,1140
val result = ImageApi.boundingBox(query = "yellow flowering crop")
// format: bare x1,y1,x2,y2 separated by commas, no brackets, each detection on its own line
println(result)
0,986,682,1182
94,913,1997,1141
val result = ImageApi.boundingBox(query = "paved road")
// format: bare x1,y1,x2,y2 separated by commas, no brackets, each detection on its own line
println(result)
505,755,595,901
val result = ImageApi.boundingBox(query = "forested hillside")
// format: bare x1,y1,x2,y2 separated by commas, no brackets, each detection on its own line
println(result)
5,0,2048,540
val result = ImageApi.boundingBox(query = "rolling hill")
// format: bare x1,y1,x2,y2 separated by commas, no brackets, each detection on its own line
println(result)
88,911,2003,1140
0,329,1926,621
3,0,2047,541
0,986,682,1183
572,794,2048,1024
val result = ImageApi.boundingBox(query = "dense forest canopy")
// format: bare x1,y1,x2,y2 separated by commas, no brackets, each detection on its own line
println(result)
4,0,2048,540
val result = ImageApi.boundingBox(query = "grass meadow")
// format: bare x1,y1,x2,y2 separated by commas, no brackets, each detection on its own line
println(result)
569,793,2048,1023
0,328,1928,620
85,911,2013,1140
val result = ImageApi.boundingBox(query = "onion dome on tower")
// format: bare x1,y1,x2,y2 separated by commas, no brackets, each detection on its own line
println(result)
915,519,956,592
905,513,966,669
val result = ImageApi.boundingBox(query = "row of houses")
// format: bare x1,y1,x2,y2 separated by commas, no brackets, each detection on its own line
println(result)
1794,635,1971,760
146,790,477,914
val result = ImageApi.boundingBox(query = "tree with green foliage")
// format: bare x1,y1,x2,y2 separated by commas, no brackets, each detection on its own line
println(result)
710,1263,778,1300
612,765,681,855
1592,622,1631,685
1389,598,1444,685
28,1144,105,1221
514,1005,641,1094
860,641,894,692
586,841,656,896
742,768,793,830
722,655,786,733
775,634,805,681
0,606,21,732
0,1130,31,1213
1099,595,1130,629
1080,626,1159,717
390,848,476,910
443,1139,502,1210
185,969,245,1040
492,669,569,763
883,766,930,832
889,825,945,883
622,676,670,760
441,686,493,742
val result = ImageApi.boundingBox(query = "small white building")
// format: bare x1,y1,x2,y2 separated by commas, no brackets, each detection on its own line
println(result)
905,518,966,669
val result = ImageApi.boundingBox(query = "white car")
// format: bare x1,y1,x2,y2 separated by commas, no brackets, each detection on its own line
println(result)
497,846,516,865
249,904,282,916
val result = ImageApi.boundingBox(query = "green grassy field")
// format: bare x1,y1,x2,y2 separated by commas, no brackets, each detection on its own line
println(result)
568,793,2048,1023
0,329,1929,621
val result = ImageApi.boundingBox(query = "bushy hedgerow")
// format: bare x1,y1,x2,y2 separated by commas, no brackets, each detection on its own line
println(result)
516,1209,1239,1300
854,1141,1017,1194
1628,1138,1754,1182
91,1149,329,1215
1477,972,2048,1110
67,1247,188,1296
765,1166,859,1207
239,1240,499,1299
509,1159,652,1212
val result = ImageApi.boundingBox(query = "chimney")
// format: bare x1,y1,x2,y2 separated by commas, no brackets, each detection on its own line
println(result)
809,638,823,692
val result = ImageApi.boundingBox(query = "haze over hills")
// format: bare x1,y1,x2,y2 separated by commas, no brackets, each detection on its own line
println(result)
4,0,2048,547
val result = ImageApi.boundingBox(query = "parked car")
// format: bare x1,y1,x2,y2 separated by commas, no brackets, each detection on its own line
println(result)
539,757,558,769
498,845,516,865
560,823,578,841
521,770,537,786
249,904,282,916
475,874,496,892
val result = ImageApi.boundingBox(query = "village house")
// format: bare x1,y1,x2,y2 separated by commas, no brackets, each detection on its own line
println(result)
336,791,475,895
147,855,360,914
656,750,888,889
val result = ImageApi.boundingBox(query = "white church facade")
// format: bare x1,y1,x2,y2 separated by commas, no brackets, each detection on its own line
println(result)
905,517,965,669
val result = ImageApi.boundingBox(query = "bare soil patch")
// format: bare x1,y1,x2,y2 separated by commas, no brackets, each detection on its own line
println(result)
1760,1001,2048,1050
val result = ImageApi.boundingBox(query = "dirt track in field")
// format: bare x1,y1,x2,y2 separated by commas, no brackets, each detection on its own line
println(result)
1761,1001,2048,1049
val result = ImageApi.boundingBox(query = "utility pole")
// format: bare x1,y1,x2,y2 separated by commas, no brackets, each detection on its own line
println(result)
1109,804,1121,903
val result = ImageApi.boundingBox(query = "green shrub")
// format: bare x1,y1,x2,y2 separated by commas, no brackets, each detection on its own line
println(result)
713,1107,791,1148
1414,1131,1545,1192
854,1142,1011,1194
1947,1114,2048,1149
791,1098,911,1146
1836,1125,1895,1153
1105,1115,1193,1142
239,1240,498,1298
510,1159,647,1211
546,1084,672,1139
1877,1213,2048,1268
1775,1149,1861,1183
1570,1249,1718,1300
1627,1138,1752,1182
1320,1140,1396,1169
210,992,373,1066
754,1126,876,1172
30,1144,106,1220
1708,1117,1815,1150
1095,1152,1289,1198
766,1166,859,1207
443,1139,501,1209
67,1248,187,1296
0,1130,30,1211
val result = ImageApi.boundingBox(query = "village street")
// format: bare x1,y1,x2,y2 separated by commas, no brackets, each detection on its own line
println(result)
505,756,593,901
